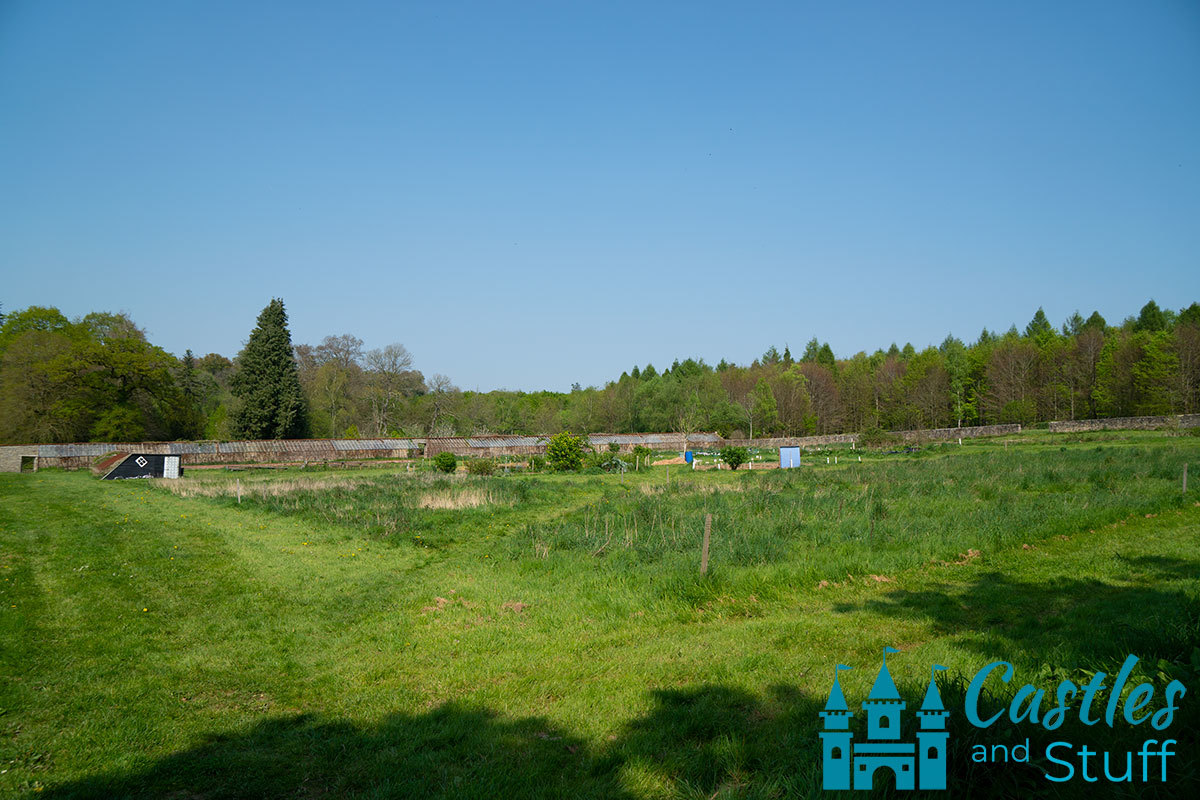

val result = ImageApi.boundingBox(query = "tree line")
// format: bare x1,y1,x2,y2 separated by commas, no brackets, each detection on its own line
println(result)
1,297,1197,445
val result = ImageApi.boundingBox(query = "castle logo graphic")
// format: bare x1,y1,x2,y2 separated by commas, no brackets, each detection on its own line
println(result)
820,647,950,791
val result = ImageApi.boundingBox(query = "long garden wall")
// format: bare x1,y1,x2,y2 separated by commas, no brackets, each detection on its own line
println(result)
4,416,1195,473
1047,414,1200,433
724,424,1021,450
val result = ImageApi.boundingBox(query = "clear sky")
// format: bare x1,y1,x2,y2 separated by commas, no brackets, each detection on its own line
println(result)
2,1,1198,391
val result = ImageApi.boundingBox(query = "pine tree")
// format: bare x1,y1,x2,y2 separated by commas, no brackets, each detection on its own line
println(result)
818,343,837,370
1180,303,1200,328
1025,307,1054,341
1133,300,1167,333
1083,311,1107,332
231,299,308,439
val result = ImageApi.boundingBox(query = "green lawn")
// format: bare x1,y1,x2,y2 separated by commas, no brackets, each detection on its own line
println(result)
2,434,1198,798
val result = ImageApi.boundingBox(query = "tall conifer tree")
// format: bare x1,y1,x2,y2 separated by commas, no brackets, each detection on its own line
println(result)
231,299,308,439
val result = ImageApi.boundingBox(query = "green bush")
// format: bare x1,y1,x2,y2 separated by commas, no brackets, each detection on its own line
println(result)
600,455,629,473
858,426,902,448
528,455,547,471
433,452,457,474
465,458,495,476
632,445,653,466
720,446,749,470
546,432,586,472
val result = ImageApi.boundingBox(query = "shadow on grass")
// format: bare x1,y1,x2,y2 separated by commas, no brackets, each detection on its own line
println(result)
834,554,1200,669
36,679,1198,799
826,554,1200,797
37,687,826,800
40,703,603,800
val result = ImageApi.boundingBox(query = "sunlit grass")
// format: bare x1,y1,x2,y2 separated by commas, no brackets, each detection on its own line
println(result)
1,432,1197,797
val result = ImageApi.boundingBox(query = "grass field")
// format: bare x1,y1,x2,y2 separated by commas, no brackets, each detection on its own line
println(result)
2,432,1198,798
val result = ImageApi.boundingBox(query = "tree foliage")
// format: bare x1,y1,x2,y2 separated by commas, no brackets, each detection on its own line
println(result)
231,299,308,439
720,446,748,470
3,298,1200,445
545,431,585,472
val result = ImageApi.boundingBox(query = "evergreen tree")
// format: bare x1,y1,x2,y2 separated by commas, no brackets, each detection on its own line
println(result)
782,344,793,366
1083,311,1107,332
1134,300,1167,333
817,343,837,370
1025,307,1054,340
1180,303,1200,328
231,299,308,439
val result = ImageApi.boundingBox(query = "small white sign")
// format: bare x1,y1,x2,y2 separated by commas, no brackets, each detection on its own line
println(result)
135,456,148,468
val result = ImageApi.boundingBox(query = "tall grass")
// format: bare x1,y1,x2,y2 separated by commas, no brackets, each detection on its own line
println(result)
503,446,1195,587
174,445,1198,599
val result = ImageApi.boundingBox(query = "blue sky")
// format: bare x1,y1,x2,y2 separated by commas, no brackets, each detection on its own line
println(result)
2,1,1198,391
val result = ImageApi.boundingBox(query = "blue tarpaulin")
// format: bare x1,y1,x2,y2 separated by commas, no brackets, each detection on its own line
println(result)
684,451,693,463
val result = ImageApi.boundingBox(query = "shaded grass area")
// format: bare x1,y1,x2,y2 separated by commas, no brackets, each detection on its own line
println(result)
1,439,1198,798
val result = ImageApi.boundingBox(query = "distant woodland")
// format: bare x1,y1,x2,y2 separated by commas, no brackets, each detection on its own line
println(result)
1,298,1198,445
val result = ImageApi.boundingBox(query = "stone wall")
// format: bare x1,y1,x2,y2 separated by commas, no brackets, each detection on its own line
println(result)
1047,415,1200,433
724,434,858,449
724,424,1019,450
893,423,1021,442
0,446,35,473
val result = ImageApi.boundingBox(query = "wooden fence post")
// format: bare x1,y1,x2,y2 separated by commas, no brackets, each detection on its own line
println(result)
700,513,712,575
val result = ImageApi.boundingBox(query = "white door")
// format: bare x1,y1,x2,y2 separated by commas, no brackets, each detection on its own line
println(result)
164,456,180,479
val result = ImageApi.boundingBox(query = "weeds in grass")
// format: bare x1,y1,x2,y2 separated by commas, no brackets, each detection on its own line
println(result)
415,487,506,510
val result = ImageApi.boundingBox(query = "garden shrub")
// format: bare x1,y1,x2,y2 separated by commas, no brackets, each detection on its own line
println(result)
546,432,586,472
466,458,495,476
